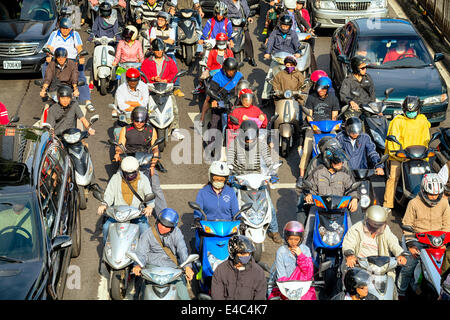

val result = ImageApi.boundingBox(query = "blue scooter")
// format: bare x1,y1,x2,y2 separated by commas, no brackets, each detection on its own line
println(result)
188,201,252,294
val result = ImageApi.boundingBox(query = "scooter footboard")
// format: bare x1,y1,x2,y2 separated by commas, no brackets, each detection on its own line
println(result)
245,226,269,244
143,282,178,300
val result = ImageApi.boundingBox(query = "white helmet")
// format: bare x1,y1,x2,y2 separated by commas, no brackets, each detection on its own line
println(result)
284,0,297,9
121,156,139,173
209,161,230,180
420,173,444,207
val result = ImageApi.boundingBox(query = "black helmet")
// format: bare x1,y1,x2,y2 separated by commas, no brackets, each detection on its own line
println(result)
323,147,347,169
223,57,239,73
54,47,68,59
278,14,293,33
59,17,72,29
151,38,165,52
350,55,366,74
99,2,112,17
343,268,371,297
57,85,73,98
345,117,363,136
131,106,148,123
239,120,258,150
318,136,341,155
228,235,255,265
402,96,421,114
284,55,297,66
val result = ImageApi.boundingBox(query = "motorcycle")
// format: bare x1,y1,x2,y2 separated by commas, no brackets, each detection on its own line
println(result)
90,35,117,95
89,0,124,27
92,190,156,300
141,70,187,153
386,132,439,208
401,225,450,299
199,38,216,75
187,201,252,294
230,17,246,64
176,9,201,66
431,126,450,172
302,180,362,298
125,251,199,300
233,162,283,262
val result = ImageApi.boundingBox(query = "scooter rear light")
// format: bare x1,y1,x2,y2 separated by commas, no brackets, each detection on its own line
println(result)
314,199,325,209
396,152,407,158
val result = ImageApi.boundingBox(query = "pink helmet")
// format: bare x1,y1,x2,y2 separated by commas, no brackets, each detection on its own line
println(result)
310,70,328,83
283,221,304,241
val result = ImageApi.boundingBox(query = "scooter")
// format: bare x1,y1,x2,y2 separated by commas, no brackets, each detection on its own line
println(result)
269,279,324,300
431,126,450,172
59,114,100,210
302,180,362,299
176,9,200,66
230,17,246,64
199,38,216,75
401,225,450,299
357,256,399,300
141,70,187,153
294,23,320,77
89,0,123,26
233,162,283,262
187,201,252,294
92,190,156,300
90,35,117,95
125,251,199,300
386,133,438,208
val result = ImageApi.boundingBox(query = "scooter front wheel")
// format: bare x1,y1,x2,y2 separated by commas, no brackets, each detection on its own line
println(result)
110,269,129,300
100,78,109,96
78,185,87,210
156,128,167,152
253,242,263,262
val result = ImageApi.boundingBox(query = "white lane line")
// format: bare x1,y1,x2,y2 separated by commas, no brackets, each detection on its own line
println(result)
160,183,297,190
97,275,110,300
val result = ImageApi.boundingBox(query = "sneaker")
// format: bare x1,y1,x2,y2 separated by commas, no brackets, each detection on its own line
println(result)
86,103,96,113
112,109,118,118
262,27,268,35
171,129,184,141
268,232,283,244
173,89,185,97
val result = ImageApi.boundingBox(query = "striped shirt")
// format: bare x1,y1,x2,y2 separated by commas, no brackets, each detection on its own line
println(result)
46,30,83,59
136,1,163,23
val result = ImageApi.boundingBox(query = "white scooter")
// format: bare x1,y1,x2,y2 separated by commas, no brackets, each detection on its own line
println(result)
91,36,117,95
358,256,399,300
233,162,283,262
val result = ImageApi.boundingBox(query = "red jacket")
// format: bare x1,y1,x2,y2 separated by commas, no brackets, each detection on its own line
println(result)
207,48,234,71
141,56,178,83
0,102,9,125
228,105,268,130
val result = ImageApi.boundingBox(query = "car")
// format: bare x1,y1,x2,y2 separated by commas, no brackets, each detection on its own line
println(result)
330,18,448,124
199,0,259,15
0,0,60,73
0,124,81,299
308,0,388,28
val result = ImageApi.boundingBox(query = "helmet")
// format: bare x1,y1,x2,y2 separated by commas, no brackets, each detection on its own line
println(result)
315,76,332,92
279,14,293,33
365,205,388,233
126,68,140,82
420,173,444,207
283,221,304,242
228,235,255,264
310,70,328,83
59,17,72,29
323,147,347,169
297,0,306,4
54,47,68,59
284,55,297,66
345,117,363,136
157,11,171,23
208,161,230,182
284,0,297,9
238,88,254,103
214,2,228,17
99,2,112,17
402,96,421,115
350,55,366,74
235,79,251,97
158,208,179,228
223,57,238,73
215,33,228,50
131,106,148,123
57,85,73,98
343,267,371,297
121,156,140,181
151,38,165,52
122,25,138,41
239,120,258,150
318,136,341,155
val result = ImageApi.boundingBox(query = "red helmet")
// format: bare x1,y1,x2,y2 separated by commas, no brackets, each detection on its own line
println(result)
126,68,140,82
310,70,328,82
215,33,228,49
239,88,254,102
215,32,228,41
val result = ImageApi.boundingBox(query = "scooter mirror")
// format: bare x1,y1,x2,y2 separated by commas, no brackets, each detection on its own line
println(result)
238,62,245,69
337,54,349,64
302,180,314,191
401,225,415,233
179,254,199,269
249,10,256,17
386,135,401,146
89,114,99,124
108,103,118,110
92,190,104,202
176,70,188,78
197,293,212,300
270,113,279,122
125,251,145,268
301,106,312,117
379,154,389,164
42,47,52,55
196,29,203,36
351,90,360,97
229,115,239,125
240,203,253,212
231,32,238,39
151,137,165,148
7,115,20,124
385,88,394,97
140,31,149,40
298,44,306,52
108,50,115,56
41,123,52,130
78,50,89,57
188,201,202,212
430,131,440,143
144,193,156,203
77,80,86,87
346,181,363,195
319,260,332,273
34,79,44,86
313,22,321,30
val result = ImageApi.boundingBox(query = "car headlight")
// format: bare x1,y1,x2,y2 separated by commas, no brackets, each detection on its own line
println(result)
370,0,387,8
284,90,293,99
315,0,336,9
63,131,82,144
423,94,447,105
207,252,226,272
361,195,371,209
411,166,426,175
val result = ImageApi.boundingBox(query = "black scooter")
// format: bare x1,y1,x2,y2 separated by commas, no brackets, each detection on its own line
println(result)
176,9,201,66
431,126,450,172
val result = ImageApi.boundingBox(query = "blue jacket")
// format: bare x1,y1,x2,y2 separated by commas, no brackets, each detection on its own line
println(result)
336,131,383,170
266,29,301,55
201,17,233,41
194,184,240,221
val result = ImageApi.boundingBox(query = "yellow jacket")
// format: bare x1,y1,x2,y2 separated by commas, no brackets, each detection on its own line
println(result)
385,114,431,161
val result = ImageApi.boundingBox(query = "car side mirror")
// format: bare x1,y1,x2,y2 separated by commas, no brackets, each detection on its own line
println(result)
51,235,72,252
337,55,349,64
434,53,444,63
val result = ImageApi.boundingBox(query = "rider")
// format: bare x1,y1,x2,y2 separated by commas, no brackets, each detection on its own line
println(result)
199,2,234,49
227,88,267,131
397,174,450,299
339,56,376,115
283,0,312,34
331,267,378,300
112,25,144,68
383,96,431,210
211,235,267,300
336,117,384,174
114,67,149,117
168,0,204,42
227,120,283,244
89,2,120,41
272,55,306,105
193,161,240,222
264,14,302,61
262,0,282,37
45,85,96,137
0,101,9,125
268,221,316,300
114,106,167,214
97,156,155,245
135,0,164,26
132,208,195,300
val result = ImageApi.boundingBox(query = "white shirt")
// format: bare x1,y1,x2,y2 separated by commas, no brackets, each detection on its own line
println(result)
46,30,83,59
149,27,176,42
114,81,149,112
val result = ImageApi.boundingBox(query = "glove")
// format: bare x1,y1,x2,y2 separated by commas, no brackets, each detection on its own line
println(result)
270,175,279,184
228,175,235,184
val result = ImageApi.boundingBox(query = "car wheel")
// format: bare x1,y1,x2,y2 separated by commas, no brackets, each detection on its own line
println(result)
71,201,82,258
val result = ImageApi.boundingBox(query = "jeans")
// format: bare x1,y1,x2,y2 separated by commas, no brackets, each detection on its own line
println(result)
396,237,424,296
102,215,149,245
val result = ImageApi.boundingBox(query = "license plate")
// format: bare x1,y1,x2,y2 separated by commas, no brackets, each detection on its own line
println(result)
393,110,403,116
3,60,21,70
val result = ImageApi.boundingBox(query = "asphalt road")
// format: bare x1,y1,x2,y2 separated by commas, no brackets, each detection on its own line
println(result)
0,1,448,300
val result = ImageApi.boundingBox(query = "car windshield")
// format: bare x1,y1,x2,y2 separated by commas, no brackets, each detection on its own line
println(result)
354,36,433,68
0,0,55,22
0,193,41,263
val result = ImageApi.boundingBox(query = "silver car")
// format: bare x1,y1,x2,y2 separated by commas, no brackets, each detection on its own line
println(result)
309,0,388,28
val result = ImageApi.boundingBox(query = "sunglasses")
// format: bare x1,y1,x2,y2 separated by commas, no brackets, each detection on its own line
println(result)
134,120,146,123
359,66,367,70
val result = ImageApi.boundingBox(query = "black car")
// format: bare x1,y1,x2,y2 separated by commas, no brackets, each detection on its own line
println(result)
199,0,259,14
0,125,81,299
330,18,448,125
0,0,60,73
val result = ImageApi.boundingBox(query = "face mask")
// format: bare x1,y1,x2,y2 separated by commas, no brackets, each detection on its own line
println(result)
285,66,296,74
124,171,138,181
212,181,225,189
238,255,251,265
405,111,418,119
217,44,227,50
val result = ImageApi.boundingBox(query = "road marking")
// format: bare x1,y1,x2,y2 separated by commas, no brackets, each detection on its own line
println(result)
97,275,110,300
160,183,297,190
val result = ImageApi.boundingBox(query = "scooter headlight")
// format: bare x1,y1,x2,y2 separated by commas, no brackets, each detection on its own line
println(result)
63,131,82,144
246,209,265,225
164,107,173,124
333,123,342,131
203,225,215,234
284,90,293,99
207,252,226,271
360,195,371,209
148,272,176,285
370,129,385,147
318,225,344,246
284,287,305,300
181,11,193,18
105,242,112,258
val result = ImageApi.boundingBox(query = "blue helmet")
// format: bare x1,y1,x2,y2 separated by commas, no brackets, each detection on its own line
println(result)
315,76,332,92
54,47,68,59
158,208,179,228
